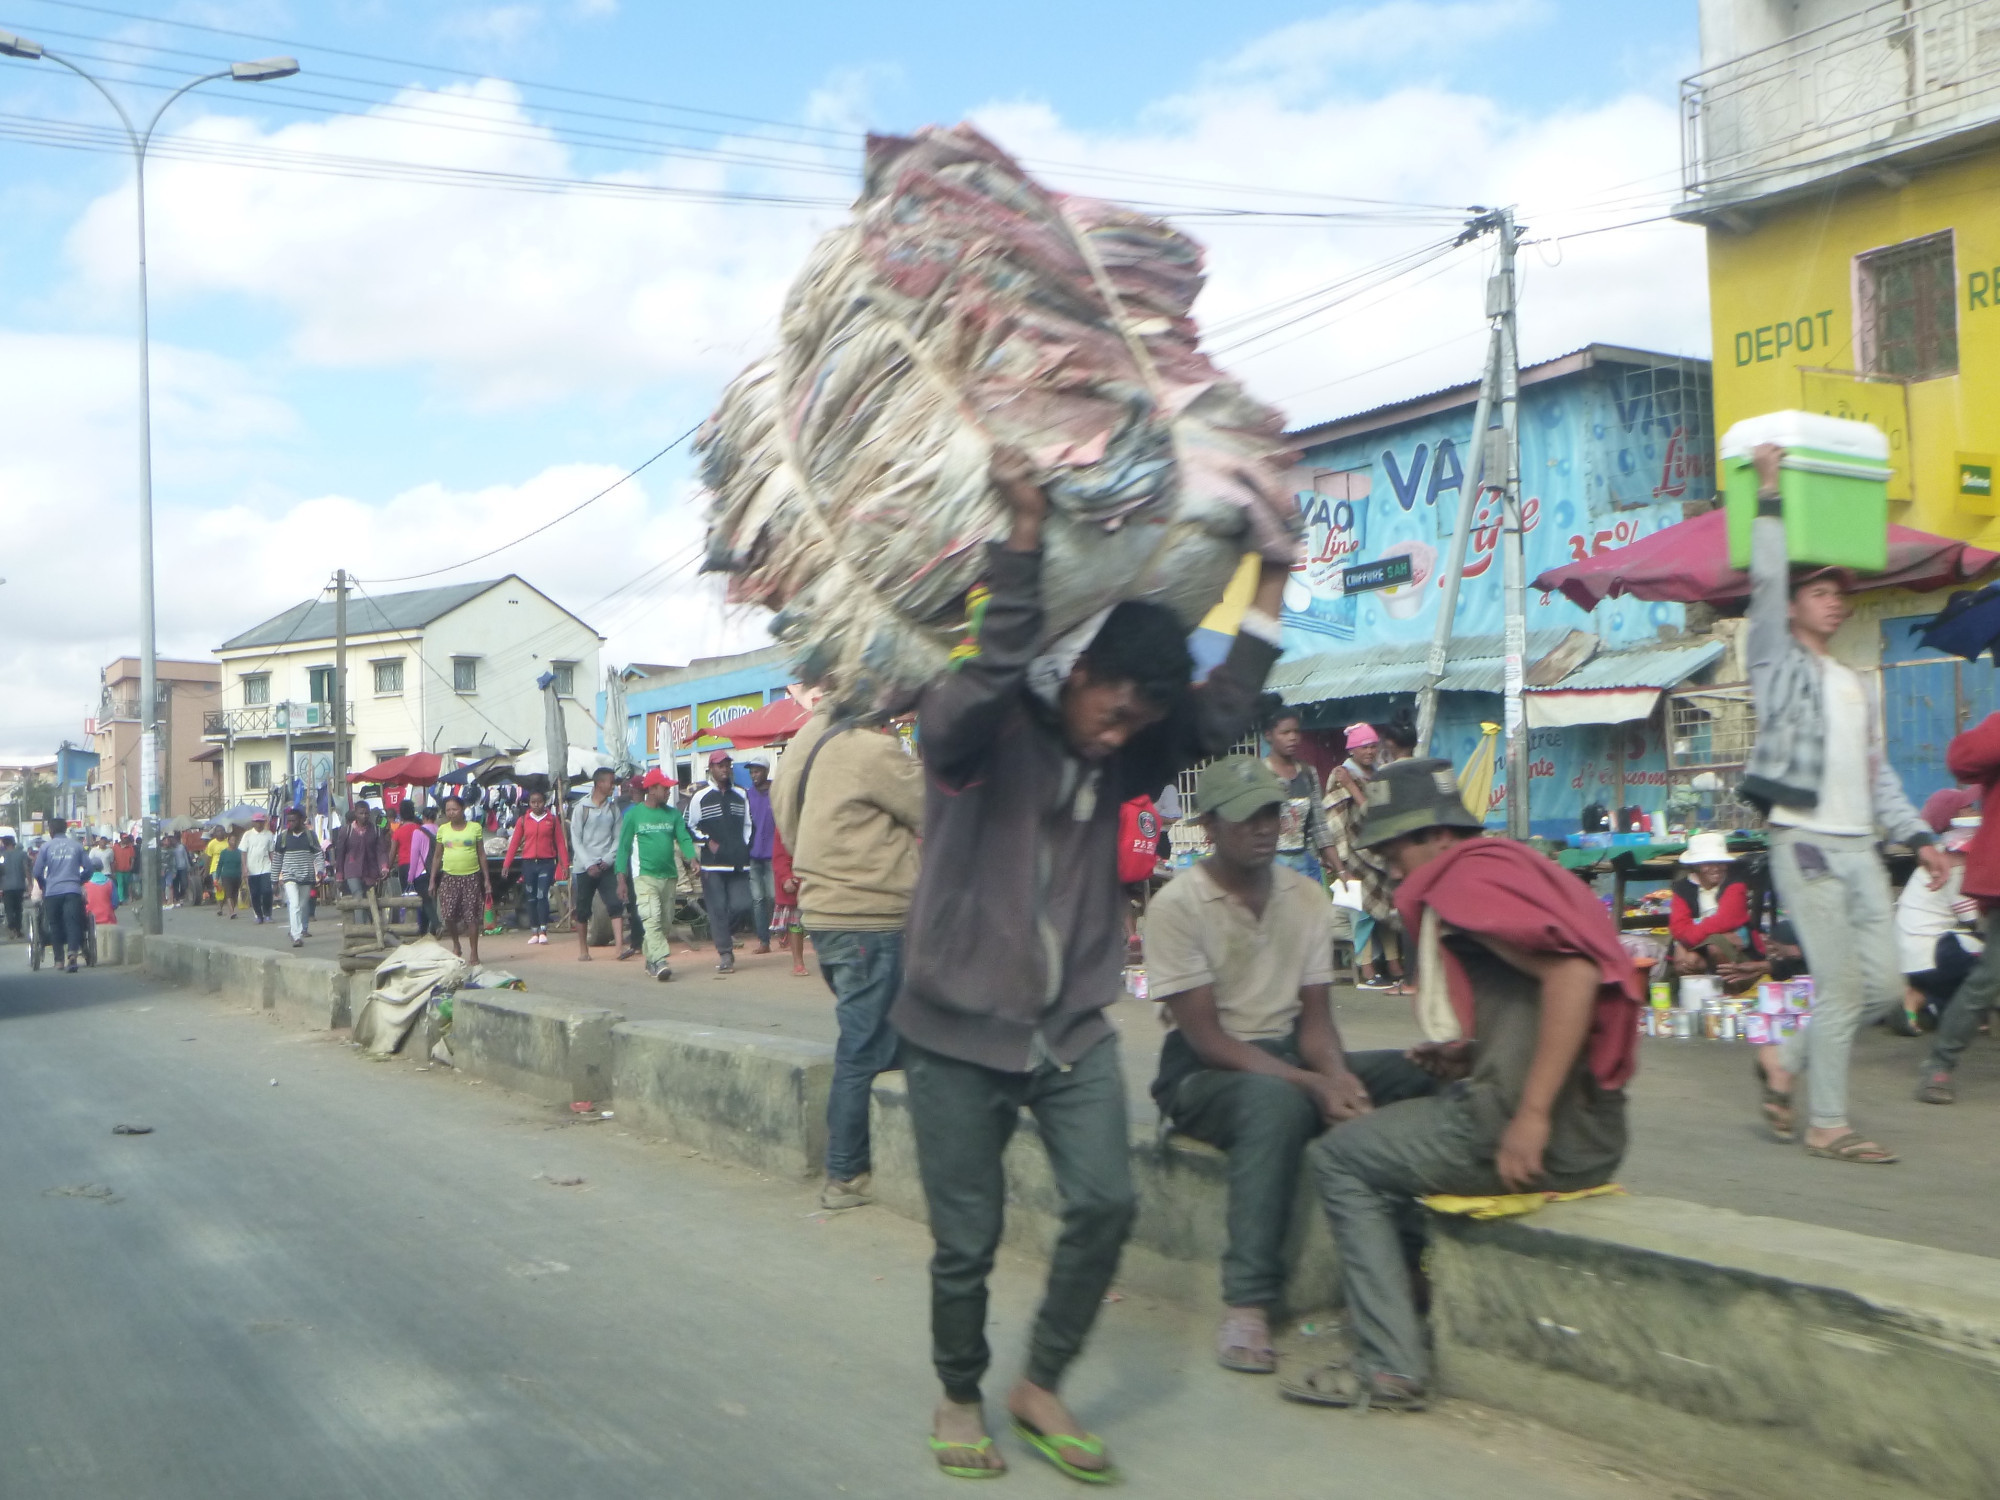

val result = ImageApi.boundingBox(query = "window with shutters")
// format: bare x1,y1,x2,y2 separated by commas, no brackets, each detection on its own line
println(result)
1857,231,1957,381
309,666,336,704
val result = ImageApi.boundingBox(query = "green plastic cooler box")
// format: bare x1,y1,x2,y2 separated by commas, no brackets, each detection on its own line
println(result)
1720,410,1891,572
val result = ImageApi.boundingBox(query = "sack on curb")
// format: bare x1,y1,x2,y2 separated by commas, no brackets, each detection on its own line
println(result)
700,123,1301,713
353,939,466,1056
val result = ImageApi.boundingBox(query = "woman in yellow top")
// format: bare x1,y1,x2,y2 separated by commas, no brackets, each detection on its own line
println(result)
204,832,230,909
427,794,492,963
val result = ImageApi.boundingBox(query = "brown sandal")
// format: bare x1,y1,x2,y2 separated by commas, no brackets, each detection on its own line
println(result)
1804,1131,1897,1164
1279,1363,1427,1411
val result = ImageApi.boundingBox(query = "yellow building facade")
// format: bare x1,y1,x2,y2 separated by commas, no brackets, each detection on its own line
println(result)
1707,148,2000,541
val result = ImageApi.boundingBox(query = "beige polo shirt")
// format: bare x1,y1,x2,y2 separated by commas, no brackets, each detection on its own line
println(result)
1142,861,1336,1042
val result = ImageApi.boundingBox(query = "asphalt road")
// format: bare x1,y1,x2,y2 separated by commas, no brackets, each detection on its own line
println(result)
0,963,1702,1500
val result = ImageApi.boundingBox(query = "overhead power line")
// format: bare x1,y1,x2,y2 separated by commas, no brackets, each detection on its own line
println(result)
357,423,703,585
12,0,1475,216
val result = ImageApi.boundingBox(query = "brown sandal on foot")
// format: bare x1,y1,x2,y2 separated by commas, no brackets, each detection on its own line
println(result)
1279,1363,1427,1411
1804,1131,1898,1164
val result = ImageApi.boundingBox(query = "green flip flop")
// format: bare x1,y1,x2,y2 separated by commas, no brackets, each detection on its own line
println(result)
928,1435,1005,1479
1012,1420,1118,1485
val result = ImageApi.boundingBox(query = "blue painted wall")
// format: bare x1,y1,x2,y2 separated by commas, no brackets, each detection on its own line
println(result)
1281,355,1710,837
1282,358,1708,655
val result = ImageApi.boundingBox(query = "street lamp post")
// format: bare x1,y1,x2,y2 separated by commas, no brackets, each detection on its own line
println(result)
0,31,297,936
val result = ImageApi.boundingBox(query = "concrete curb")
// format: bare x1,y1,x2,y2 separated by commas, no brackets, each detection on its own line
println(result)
1430,1197,2000,1500
610,1020,832,1181
135,932,364,1029
135,931,1998,1499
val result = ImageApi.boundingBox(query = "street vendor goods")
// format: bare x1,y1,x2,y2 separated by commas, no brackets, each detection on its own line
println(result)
700,123,1300,712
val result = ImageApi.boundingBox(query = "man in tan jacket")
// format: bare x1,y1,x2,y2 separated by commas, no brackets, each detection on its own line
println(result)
773,704,925,1209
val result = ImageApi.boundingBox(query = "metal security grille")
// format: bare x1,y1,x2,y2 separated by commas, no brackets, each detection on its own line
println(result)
1666,683,1757,770
1858,231,1959,380
1168,734,1259,864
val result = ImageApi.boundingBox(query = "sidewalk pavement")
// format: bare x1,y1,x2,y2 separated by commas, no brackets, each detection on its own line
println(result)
154,904,2000,1259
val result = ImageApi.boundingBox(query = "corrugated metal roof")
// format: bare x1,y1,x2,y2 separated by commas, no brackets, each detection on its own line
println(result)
1538,639,1724,692
1270,631,1721,706
1284,344,1708,447
219,579,500,652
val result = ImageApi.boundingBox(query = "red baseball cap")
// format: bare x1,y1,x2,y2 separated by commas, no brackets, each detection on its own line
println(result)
707,749,732,766
641,766,671,788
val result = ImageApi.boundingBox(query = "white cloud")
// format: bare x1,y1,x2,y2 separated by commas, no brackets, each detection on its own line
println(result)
67,79,846,408
0,328,759,755
1209,0,1553,97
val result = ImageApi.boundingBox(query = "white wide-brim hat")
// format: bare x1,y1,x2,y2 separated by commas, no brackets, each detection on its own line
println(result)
1678,831,1734,866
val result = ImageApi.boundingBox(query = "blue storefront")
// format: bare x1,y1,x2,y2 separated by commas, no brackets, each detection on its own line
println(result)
606,644,796,779
1273,344,1722,838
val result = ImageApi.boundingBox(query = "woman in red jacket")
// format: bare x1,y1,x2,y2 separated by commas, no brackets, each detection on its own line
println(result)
502,787,570,946
1669,831,1755,977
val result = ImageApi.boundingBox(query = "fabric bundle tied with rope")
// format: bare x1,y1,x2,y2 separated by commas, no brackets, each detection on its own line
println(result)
699,123,1302,713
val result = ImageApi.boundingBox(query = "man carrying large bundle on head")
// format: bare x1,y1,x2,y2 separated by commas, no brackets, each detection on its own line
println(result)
893,448,1293,1482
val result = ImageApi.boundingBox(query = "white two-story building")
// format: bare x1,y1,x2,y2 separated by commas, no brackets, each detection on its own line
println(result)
206,576,603,805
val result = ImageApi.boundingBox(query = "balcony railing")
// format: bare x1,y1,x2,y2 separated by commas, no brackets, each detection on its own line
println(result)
1683,0,2000,208
202,701,354,738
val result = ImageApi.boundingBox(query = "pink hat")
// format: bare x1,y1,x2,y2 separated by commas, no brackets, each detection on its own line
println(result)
1343,722,1379,747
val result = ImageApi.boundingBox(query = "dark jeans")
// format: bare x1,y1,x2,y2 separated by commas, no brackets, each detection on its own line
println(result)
1928,912,2000,1075
43,892,86,958
748,858,774,944
3,888,22,937
246,873,274,921
518,858,555,928
1164,1041,1438,1309
904,1035,1137,1403
406,867,432,936
700,868,752,958
810,928,905,1181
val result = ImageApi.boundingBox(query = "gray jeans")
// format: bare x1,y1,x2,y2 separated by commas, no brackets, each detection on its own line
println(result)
1927,909,2000,1076
1312,1080,1624,1385
1766,827,1901,1130
903,1034,1136,1403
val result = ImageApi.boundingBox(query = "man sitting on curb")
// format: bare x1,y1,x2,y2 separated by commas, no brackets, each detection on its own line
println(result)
1146,757,1437,1377
1284,758,1640,1412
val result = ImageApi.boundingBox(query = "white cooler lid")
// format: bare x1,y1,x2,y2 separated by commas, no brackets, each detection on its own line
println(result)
1720,409,1890,462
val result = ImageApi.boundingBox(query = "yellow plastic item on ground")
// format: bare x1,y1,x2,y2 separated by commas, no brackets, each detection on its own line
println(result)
1420,1183,1625,1220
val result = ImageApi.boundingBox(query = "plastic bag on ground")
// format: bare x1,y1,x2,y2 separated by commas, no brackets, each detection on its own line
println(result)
701,123,1300,713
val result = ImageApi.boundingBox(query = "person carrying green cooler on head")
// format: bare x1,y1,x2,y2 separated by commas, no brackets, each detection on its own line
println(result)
618,766,699,982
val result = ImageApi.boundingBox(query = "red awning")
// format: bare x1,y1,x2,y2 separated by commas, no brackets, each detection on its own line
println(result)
718,696,810,749
1533,508,2000,610
348,751,444,787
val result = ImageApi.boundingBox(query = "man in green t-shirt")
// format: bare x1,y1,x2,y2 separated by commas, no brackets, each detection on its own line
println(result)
617,766,699,981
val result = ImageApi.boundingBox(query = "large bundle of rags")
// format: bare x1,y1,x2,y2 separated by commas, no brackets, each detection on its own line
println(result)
700,124,1300,712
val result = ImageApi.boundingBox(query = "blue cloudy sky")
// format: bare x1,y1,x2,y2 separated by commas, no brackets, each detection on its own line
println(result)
0,0,1707,755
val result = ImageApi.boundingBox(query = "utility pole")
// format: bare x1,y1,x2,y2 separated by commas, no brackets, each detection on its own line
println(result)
1494,215,1531,843
1412,206,1531,840
334,569,349,813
